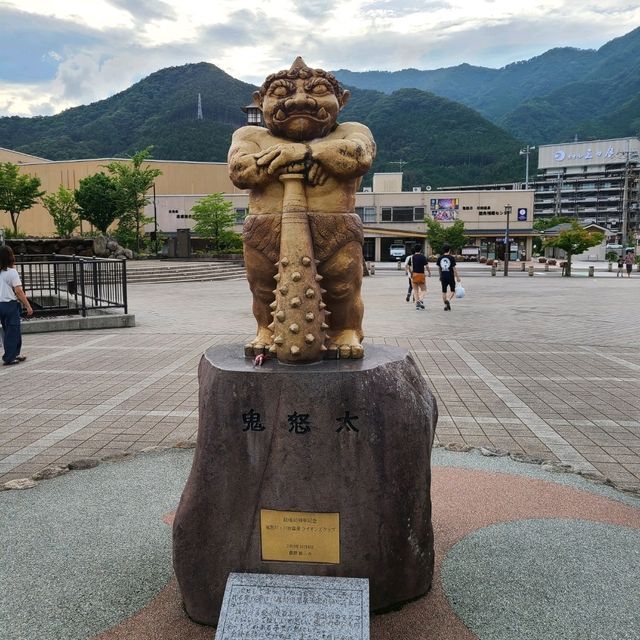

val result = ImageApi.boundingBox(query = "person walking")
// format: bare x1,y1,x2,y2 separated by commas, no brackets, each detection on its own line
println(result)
0,246,33,365
624,251,634,278
404,252,414,302
408,244,431,310
617,256,624,277
436,245,461,311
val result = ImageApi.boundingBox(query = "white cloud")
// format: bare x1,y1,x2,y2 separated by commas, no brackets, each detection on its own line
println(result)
0,0,639,116
2,0,134,30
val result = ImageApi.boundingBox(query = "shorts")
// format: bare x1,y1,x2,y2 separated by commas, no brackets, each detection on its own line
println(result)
412,273,426,290
441,277,455,293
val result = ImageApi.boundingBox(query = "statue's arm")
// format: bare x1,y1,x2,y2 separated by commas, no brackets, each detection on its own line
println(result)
308,123,376,182
228,127,272,189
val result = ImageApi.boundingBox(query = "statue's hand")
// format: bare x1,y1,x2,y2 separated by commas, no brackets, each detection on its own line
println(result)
255,143,308,175
308,160,329,186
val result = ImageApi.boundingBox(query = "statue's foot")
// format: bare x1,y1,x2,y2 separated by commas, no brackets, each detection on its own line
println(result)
244,328,273,357
325,330,364,360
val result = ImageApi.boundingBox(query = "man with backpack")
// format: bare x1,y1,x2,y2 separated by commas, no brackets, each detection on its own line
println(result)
408,245,431,310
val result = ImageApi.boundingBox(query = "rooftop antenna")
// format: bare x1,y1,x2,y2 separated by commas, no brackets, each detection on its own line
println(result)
197,93,203,120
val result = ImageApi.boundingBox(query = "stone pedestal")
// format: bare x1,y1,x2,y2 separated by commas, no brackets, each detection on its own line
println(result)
173,344,437,626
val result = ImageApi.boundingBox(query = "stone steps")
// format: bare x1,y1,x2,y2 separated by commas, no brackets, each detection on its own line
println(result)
126,262,245,284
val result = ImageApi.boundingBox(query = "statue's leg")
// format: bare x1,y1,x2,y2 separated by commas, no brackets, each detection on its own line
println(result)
244,244,277,356
318,240,364,359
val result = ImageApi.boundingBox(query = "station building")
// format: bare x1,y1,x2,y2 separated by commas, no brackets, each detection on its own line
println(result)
0,147,534,260
532,137,640,242
450,137,640,248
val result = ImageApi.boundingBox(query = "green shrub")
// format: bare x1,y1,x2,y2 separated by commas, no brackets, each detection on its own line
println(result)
2,226,27,239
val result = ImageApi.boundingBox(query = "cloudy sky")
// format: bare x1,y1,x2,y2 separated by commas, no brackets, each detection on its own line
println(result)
1,0,639,117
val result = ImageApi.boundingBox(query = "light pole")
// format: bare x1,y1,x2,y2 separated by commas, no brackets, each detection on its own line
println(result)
503,204,512,276
152,183,158,255
519,145,536,190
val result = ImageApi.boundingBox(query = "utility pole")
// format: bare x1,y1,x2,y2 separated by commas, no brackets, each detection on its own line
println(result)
554,172,563,217
503,204,512,277
621,144,639,246
622,158,630,246
519,145,536,190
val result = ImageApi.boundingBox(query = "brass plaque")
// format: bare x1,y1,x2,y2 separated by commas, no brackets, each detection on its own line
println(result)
260,509,340,564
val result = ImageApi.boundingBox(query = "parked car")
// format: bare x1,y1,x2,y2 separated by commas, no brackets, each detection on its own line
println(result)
389,244,407,261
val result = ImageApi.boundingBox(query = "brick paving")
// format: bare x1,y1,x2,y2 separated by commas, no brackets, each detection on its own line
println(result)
1,265,640,489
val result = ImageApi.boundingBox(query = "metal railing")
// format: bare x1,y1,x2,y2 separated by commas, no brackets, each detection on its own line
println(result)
16,255,128,317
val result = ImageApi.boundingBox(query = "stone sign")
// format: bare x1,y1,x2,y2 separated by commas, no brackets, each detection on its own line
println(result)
215,573,369,640
173,344,437,625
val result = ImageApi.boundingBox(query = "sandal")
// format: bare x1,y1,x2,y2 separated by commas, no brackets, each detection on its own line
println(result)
2,359,20,366
16,355,26,362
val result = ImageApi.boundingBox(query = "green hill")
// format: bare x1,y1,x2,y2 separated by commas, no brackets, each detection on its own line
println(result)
341,88,522,188
334,27,640,143
0,62,524,188
0,63,255,160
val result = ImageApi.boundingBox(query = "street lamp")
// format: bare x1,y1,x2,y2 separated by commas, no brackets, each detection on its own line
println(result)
152,183,158,255
519,145,536,190
503,204,512,276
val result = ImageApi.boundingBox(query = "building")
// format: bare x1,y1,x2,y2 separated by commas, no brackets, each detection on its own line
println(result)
532,137,640,242
541,222,614,261
0,148,535,260
0,148,242,237
143,171,535,261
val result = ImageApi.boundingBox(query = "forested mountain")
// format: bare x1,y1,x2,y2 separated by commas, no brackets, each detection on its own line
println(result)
341,88,522,188
0,63,523,189
0,63,255,161
334,27,640,143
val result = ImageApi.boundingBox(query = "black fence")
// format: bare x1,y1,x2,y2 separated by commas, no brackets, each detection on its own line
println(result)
15,255,128,317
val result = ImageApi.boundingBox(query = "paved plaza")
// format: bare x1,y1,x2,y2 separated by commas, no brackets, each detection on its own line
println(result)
2,263,640,640
2,262,640,490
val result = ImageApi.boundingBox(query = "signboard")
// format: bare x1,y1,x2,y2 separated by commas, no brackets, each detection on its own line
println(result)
538,137,640,169
260,509,340,564
517,207,527,221
430,198,458,221
215,573,369,640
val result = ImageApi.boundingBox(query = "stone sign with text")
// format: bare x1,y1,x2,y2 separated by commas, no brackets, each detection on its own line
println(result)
215,573,369,640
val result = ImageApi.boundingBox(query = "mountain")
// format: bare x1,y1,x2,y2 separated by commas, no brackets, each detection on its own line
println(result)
0,63,523,189
502,27,640,142
341,88,522,188
334,27,640,143
0,63,255,161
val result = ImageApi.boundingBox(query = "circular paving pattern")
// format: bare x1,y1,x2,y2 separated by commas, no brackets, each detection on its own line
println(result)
2,449,638,640
441,519,640,640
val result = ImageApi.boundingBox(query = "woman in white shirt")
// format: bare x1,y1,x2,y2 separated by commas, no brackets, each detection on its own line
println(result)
0,246,33,365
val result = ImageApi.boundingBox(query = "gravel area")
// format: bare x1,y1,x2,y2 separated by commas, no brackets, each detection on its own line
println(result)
442,519,640,640
2,447,638,640
1,450,192,640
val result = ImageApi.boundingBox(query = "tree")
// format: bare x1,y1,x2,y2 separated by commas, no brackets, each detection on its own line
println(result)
425,217,468,255
543,221,604,277
41,185,79,237
0,162,45,234
191,193,239,251
75,172,121,234
104,147,162,252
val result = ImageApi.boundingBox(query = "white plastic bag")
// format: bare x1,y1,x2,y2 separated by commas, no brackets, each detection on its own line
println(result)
455,283,465,299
